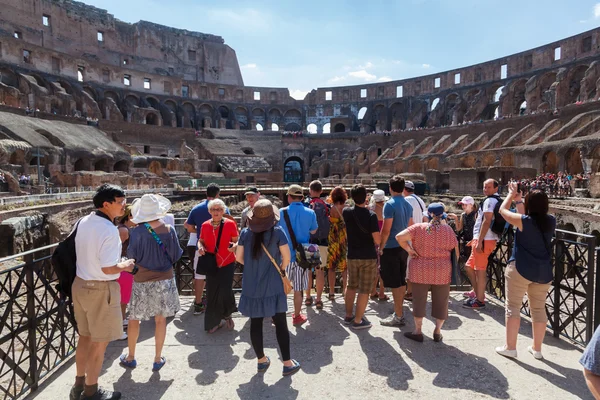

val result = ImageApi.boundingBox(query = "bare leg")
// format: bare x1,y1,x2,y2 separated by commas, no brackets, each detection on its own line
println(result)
120,303,127,321
531,321,546,352
293,291,302,316
434,318,445,335
341,270,348,296
464,266,476,290
126,320,140,360
391,286,405,317
315,268,325,301
354,293,369,323
345,288,357,318
406,280,413,295
328,269,336,295
194,279,206,304
475,270,487,302
378,277,386,297
75,335,92,377
505,316,520,350
305,273,313,299
154,316,167,362
84,341,110,385
412,316,423,334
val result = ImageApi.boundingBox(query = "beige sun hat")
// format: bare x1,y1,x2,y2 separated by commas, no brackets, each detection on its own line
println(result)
131,194,171,224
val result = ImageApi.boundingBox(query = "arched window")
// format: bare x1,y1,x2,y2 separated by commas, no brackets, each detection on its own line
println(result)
307,123,317,134
323,123,331,134
494,86,504,102
431,98,440,111
271,123,279,131
256,123,263,131
357,107,367,120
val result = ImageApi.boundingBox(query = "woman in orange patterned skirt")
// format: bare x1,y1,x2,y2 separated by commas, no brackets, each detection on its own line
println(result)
326,187,348,301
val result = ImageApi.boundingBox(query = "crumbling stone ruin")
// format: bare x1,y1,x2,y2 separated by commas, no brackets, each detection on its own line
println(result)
1,0,600,195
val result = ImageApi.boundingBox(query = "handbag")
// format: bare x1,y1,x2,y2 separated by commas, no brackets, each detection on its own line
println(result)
282,210,321,270
262,243,293,294
196,221,224,276
450,248,460,286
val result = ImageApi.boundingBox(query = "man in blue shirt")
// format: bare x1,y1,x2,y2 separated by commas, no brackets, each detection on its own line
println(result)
184,183,232,315
379,175,413,327
279,184,317,326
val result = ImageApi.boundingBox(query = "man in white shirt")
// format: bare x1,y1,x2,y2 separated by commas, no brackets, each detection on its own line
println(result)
403,181,426,224
70,184,134,400
463,179,501,309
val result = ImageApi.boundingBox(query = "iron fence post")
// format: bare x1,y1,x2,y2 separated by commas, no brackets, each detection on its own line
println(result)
553,231,564,338
586,238,596,344
595,247,600,332
24,252,38,391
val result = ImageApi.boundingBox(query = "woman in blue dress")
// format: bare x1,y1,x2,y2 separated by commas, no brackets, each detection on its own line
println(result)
236,199,301,376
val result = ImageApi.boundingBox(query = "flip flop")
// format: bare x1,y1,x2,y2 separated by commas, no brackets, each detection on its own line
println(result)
152,357,166,372
315,300,323,310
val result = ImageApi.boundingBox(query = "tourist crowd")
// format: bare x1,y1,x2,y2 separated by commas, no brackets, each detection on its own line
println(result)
514,171,590,197
65,177,599,400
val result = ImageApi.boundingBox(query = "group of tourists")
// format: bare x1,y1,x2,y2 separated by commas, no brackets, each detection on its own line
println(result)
515,171,577,197
67,174,572,400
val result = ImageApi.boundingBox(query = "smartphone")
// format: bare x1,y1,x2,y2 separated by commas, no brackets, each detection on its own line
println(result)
517,183,522,193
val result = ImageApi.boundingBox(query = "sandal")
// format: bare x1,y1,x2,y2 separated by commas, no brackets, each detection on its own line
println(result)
119,354,137,369
315,300,323,310
378,295,390,302
257,356,271,373
152,357,166,372
208,319,226,334
304,296,313,306
328,293,335,301
370,293,379,300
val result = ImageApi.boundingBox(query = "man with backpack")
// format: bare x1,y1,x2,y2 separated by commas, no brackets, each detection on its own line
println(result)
279,184,318,326
304,180,330,309
70,184,135,400
463,179,504,309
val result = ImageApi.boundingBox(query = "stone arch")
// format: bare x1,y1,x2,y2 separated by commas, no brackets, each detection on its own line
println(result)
591,145,600,172
146,96,160,109
465,88,482,102
124,94,140,107
482,154,496,167
284,109,302,118
271,123,279,131
94,158,109,172
501,153,514,167
373,104,388,131
307,123,317,134
218,105,229,119
9,149,25,165
284,156,303,182
333,123,346,133
509,79,527,114
565,65,589,104
252,108,265,118
269,108,282,119
182,102,196,128
491,84,505,103
389,102,404,130
114,160,129,172
235,106,249,128
104,90,119,104
357,107,368,120
73,158,90,171
565,147,583,174
198,103,213,127
426,158,439,170
146,112,159,125
542,150,558,173
148,160,163,175
559,223,576,232
0,68,19,88
323,122,331,134
256,123,264,131
444,93,461,125
285,123,302,131
162,100,178,127
82,86,98,102
408,159,423,173
461,155,476,168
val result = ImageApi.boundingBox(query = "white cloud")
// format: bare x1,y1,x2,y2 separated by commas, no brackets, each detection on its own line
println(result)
328,75,346,83
241,63,257,69
358,61,374,69
594,3,600,18
290,89,309,100
377,76,392,82
422,63,431,69
348,70,376,81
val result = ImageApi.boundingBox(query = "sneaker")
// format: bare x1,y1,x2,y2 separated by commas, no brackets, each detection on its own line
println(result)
351,318,372,330
380,313,406,327
463,298,486,309
462,290,476,299
292,314,308,326
527,346,543,360
69,385,83,400
80,387,122,400
118,332,128,341
343,315,355,325
495,345,517,359
122,319,128,328
193,302,205,315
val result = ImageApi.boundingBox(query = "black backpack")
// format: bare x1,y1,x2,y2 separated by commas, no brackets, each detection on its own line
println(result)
308,198,330,245
52,219,81,303
479,194,506,235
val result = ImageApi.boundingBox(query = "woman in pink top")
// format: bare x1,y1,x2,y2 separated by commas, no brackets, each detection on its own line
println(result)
396,203,458,343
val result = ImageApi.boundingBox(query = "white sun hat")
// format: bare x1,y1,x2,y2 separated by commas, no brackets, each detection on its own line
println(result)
131,194,172,224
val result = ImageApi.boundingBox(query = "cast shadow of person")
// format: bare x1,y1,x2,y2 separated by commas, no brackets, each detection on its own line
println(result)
236,374,299,400
396,332,510,399
357,330,413,390
113,368,174,400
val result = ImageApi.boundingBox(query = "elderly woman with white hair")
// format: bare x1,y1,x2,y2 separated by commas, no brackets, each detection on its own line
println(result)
120,194,183,372
197,198,239,333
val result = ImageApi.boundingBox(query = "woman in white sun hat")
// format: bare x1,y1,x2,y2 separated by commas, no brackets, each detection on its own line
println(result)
119,194,183,372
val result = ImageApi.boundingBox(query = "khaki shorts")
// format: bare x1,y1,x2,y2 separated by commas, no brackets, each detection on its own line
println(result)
72,276,123,342
347,259,378,294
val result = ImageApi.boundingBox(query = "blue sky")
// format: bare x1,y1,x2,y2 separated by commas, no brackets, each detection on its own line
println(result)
84,0,600,99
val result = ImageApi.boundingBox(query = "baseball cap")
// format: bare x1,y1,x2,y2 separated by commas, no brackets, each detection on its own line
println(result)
405,181,415,190
244,186,259,196
286,184,304,197
458,196,475,206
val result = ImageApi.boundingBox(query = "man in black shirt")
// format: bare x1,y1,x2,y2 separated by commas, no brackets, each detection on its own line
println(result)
342,184,381,330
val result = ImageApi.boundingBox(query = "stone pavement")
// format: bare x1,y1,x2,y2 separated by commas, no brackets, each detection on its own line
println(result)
29,294,590,400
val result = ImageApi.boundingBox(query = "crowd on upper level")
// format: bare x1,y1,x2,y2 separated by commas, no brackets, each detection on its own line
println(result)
514,171,590,197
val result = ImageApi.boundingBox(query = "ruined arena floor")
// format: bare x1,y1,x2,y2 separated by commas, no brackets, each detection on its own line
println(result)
30,294,589,400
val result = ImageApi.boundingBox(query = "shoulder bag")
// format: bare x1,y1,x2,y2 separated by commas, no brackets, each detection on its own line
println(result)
144,223,175,266
282,209,320,270
195,221,224,276
262,243,293,294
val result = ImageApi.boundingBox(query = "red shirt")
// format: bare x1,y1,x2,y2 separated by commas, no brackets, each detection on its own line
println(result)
407,223,458,285
200,219,238,267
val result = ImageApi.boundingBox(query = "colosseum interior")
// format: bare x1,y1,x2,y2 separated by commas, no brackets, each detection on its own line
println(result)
1,1,600,200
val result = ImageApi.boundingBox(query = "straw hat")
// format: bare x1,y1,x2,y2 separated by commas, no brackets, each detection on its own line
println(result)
247,199,280,233
131,194,171,224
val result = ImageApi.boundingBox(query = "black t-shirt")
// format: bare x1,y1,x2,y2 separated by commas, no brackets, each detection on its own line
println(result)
343,206,379,259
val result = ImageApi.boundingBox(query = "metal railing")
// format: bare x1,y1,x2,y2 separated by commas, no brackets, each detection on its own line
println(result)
484,228,596,346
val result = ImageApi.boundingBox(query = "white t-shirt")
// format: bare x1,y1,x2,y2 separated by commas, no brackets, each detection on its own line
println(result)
75,212,122,281
473,197,499,241
405,194,426,225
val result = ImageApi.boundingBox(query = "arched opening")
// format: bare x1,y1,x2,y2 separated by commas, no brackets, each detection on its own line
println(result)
307,123,317,134
271,123,279,131
284,156,303,183
268,108,282,119
284,123,301,131
146,97,160,109
494,106,500,120
408,159,422,173
518,101,527,115
559,223,576,233
182,102,196,128
218,106,229,119
163,100,178,127
148,161,163,176
565,148,583,174
357,107,367,120
199,104,213,128
501,153,515,167
566,65,589,104
113,160,129,172
494,86,505,102
146,113,159,125
0,68,19,88
9,150,25,165
333,123,345,133
461,155,476,168
542,151,558,173
323,123,331,134
482,154,496,167
284,109,302,118
94,159,109,172
242,148,255,155
74,159,85,171
431,98,440,111
256,123,263,131
82,86,98,102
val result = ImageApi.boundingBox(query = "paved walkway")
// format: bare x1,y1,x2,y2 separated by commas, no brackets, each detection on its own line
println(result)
29,294,590,400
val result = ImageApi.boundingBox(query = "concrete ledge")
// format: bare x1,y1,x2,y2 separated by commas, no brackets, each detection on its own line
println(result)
0,188,174,206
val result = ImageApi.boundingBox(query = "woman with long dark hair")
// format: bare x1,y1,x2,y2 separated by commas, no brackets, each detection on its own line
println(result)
325,186,348,302
495,182,556,360
236,199,300,376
